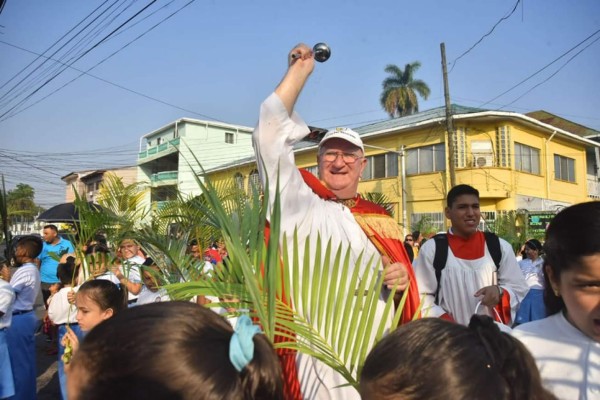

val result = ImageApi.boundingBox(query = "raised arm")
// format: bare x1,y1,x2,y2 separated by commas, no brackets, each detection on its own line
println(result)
253,44,321,222
274,43,315,115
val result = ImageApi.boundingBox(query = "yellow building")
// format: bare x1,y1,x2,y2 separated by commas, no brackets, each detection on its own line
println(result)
206,105,600,234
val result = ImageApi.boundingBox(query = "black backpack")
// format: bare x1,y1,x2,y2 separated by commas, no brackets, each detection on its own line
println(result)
432,231,502,304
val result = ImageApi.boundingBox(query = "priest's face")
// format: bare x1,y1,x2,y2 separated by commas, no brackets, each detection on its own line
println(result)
317,138,367,200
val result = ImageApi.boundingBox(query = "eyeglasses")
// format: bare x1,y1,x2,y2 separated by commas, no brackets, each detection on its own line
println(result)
320,151,363,164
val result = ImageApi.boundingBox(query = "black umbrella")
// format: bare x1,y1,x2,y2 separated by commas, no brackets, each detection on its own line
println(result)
37,202,104,223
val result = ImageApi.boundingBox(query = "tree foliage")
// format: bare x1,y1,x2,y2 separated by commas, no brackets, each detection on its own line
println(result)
6,183,39,223
380,62,431,118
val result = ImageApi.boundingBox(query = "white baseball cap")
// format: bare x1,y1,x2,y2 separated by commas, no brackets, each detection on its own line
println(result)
318,127,364,152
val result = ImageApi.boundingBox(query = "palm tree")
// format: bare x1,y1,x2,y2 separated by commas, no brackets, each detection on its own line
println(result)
380,62,431,118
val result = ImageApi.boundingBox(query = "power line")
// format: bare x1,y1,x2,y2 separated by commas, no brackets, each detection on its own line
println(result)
450,0,521,73
479,28,600,108
3,0,179,111
0,0,213,124
498,34,600,110
0,0,119,102
0,0,159,120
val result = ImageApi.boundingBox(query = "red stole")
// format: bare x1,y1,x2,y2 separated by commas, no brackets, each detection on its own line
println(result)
299,169,421,324
263,223,303,400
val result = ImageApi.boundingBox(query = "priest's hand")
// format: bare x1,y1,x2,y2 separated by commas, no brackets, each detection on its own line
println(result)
381,255,408,291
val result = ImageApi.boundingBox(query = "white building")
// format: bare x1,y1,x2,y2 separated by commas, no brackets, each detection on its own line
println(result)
137,118,255,212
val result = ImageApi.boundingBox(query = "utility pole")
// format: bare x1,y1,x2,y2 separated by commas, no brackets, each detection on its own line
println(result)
440,43,456,188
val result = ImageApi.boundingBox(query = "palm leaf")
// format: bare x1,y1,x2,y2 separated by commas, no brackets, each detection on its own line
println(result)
89,143,411,390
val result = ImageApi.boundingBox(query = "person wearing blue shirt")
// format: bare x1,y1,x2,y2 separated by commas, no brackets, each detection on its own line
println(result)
40,225,75,305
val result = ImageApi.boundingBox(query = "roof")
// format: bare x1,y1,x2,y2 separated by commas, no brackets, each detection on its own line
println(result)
354,104,484,135
141,118,254,139
204,104,600,173
60,166,136,181
526,111,600,138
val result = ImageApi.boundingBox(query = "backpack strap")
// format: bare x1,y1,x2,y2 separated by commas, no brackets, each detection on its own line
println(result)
432,233,448,305
432,232,502,305
483,231,502,271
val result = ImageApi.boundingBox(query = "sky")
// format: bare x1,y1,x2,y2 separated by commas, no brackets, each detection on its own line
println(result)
1,0,599,208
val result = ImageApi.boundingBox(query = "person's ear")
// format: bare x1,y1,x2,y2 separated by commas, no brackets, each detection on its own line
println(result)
358,157,368,175
102,308,114,321
545,264,560,296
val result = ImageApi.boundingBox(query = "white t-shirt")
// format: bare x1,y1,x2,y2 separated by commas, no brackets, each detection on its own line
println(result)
513,312,600,399
10,263,40,312
518,257,545,290
135,286,170,306
48,286,78,325
121,255,144,301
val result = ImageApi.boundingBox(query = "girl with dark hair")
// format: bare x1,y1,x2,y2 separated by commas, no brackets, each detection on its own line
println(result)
62,279,127,363
514,239,546,325
360,316,556,400
513,201,600,399
66,301,284,400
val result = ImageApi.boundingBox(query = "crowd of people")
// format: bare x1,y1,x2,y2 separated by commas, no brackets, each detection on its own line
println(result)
0,42,598,400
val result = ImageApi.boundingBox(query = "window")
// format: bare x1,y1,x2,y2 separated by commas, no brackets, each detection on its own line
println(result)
554,154,575,182
361,153,399,180
156,137,163,145
225,132,235,144
247,169,261,195
234,173,244,190
514,143,540,174
406,144,445,175
373,154,386,178
496,126,511,167
454,128,467,168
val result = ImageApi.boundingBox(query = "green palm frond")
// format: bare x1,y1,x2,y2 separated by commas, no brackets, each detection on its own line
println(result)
83,143,410,390
160,153,405,388
361,192,394,217
96,174,149,233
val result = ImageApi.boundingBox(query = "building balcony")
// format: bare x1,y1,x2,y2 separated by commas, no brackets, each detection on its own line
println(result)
150,171,178,186
138,138,181,161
